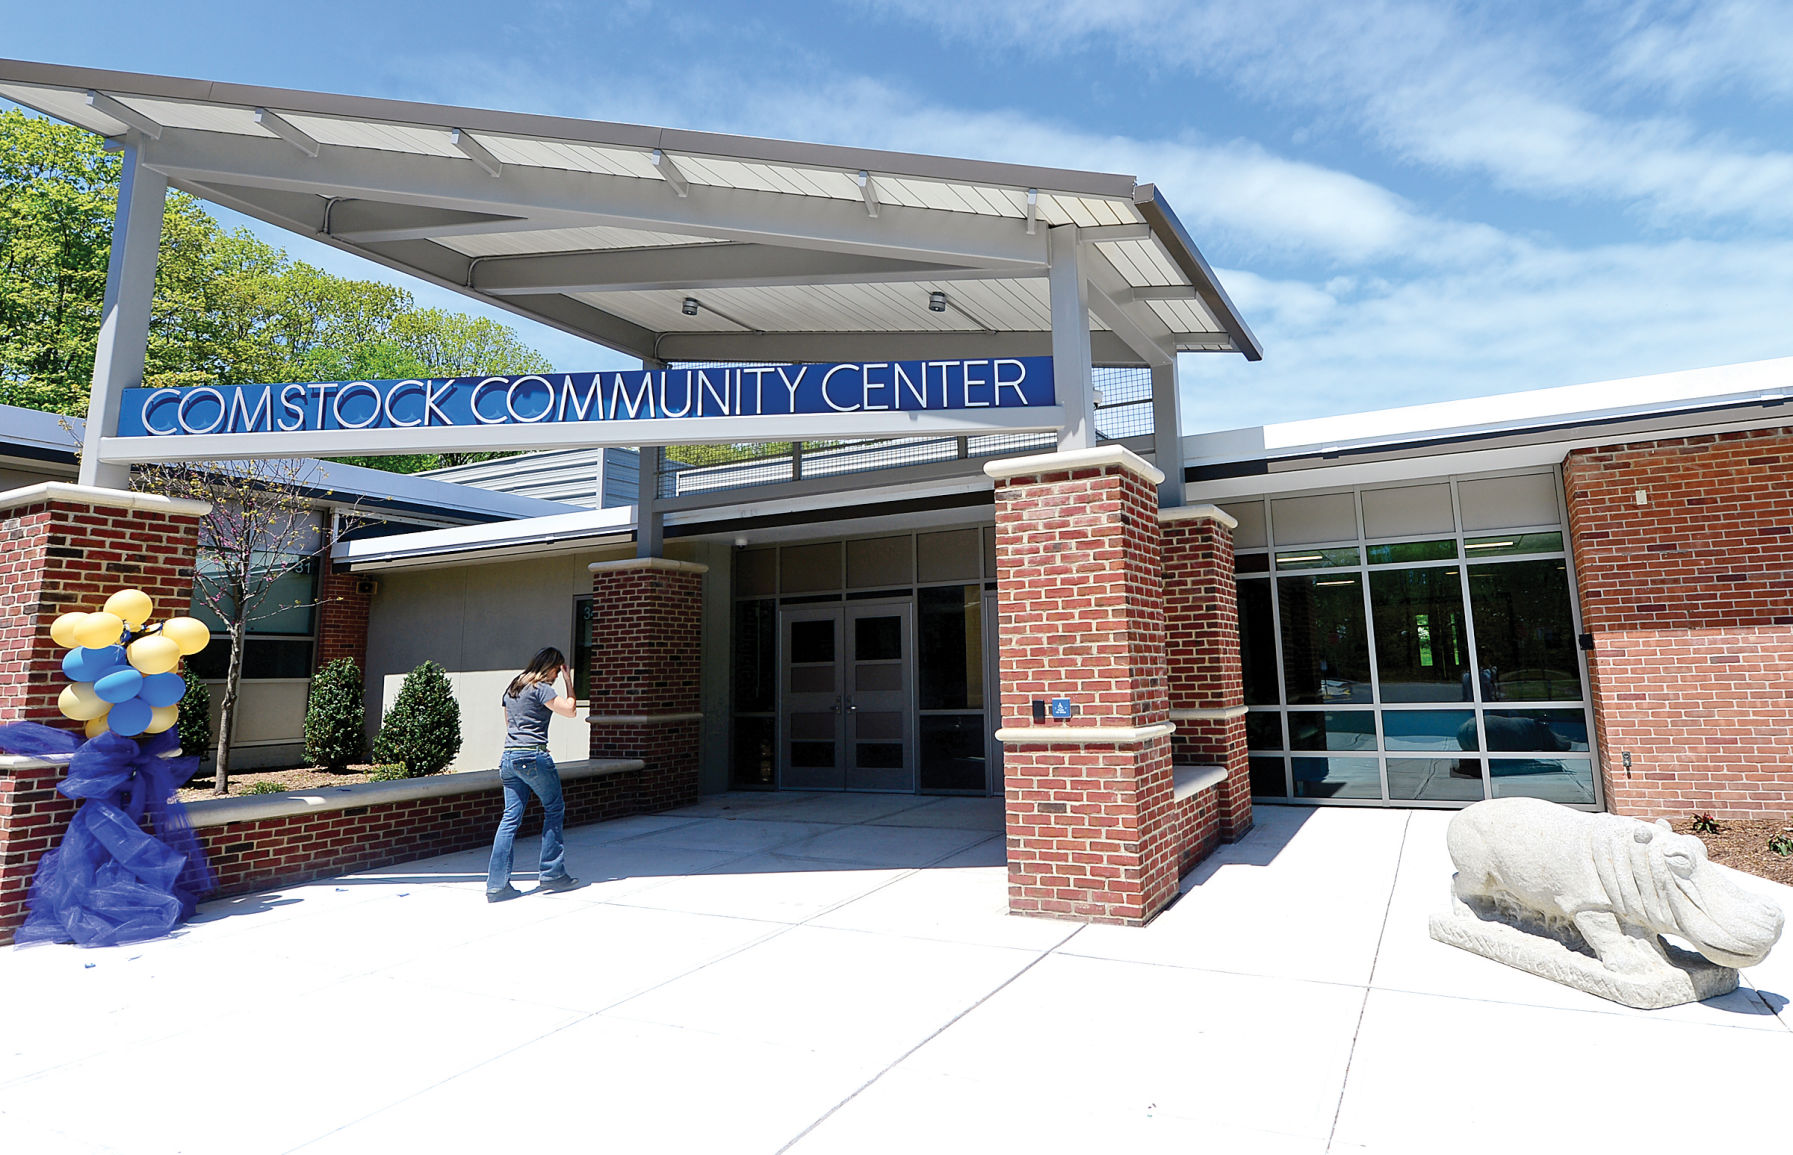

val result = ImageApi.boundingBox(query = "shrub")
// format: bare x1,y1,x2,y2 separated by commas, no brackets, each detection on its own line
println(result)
244,781,287,795
1769,831,1793,858
371,660,461,777
304,658,367,771
367,763,407,782
177,676,212,759
1690,813,1720,835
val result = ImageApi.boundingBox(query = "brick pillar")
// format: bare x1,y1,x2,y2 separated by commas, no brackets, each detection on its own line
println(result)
0,484,206,944
314,566,372,671
986,447,1175,926
1564,429,1793,819
1162,505,1253,842
587,558,706,813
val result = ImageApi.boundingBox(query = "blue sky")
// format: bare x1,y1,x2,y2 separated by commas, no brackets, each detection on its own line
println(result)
8,0,1793,432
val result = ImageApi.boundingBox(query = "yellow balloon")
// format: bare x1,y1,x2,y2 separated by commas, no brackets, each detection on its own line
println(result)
104,589,154,630
159,616,212,657
59,682,109,721
145,704,179,735
50,612,90,649
84,713,112,739
127,634,182,676
74,612,125,649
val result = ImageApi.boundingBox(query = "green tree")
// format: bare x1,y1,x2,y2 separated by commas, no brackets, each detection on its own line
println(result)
372,661,463,776
304,657,368,772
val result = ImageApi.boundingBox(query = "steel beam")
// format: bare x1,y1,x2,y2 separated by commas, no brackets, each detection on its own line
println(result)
1048,225,1096,450
652,328,1154,366
85,90,160,139
651,149,690,197
1083,246,1177,369
473,243,998,296
326,199,531,243
450,129,502,178
1152,360,1185,506
857,170,880,219
80,142,165,488
254,108,320,157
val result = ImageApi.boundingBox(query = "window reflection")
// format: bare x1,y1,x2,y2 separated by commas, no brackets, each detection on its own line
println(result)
1369,567,1470,702
1278,574,1371,704
1468,560,1582,702
1239,579,1279,706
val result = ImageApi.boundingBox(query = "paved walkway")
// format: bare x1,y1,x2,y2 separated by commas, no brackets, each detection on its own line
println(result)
2,794,1788,1154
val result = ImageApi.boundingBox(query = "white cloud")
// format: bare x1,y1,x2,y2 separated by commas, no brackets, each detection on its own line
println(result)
1604,0,1793,104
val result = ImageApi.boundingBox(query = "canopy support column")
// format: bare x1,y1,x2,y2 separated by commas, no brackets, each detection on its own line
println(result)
1151,359,1185,507
80,142,165,490
1048,225,1096,451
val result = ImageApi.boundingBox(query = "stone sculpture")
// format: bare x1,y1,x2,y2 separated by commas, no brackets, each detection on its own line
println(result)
1430,797,1785,1008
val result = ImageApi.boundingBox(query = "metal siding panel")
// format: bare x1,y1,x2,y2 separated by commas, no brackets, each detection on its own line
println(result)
116,97,275,137
442,226,723,257
0,82,134,134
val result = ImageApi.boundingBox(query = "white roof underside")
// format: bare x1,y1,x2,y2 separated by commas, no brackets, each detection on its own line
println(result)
0,61,1259,367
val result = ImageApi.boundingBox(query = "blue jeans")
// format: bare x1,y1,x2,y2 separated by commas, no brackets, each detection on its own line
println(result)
486,749,568,892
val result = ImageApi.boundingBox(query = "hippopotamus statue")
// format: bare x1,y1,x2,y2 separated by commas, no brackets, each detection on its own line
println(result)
1430,797,1785,1008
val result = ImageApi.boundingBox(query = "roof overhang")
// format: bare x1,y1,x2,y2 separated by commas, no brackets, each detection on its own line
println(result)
0,59,1261,369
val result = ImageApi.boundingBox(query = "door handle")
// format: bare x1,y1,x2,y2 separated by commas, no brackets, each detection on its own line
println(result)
846,697,858,712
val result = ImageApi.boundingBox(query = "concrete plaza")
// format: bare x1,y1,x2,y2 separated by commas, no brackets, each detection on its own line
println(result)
1,795,1788,1154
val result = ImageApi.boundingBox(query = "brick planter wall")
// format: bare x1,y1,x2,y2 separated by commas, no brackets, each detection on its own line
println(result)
1162,507,1253,843
586,559,707,814
1564,427,1793,818
0,487,205,944
987,448,1185,926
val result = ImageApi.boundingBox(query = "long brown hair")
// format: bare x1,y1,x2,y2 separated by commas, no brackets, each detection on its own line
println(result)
507,647,566,698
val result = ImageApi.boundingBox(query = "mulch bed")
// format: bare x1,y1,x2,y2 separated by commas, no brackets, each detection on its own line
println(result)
1671,817,1793,888
176,764,386,803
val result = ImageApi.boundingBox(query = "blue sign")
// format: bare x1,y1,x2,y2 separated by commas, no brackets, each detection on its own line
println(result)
1049,698,1073,718
117,357,1056,437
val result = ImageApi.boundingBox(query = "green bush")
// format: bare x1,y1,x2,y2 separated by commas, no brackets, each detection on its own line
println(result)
371,660,461,777
367,763,407,781
304,657,367,771
1769,831,1793,858
244,781,287,795
177,676,212,759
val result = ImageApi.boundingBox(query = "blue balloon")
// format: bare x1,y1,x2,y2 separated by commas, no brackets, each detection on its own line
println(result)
63,645,126,683
107,697,153,737
95,667,145,704
140,672,186,708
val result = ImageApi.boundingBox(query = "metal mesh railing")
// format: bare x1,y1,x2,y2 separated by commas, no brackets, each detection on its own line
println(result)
658,364,1153,499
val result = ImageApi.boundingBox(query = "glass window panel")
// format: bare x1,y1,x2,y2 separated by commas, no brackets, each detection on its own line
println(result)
191,556,317,636
919,585,982,710
1287,710,1377,751
780,542,841,593
1386,757,1486,802
1274,546,1362,570
1463,532,1565,557
791,741,835,768
917,528,980,582
856,742,905,769
1277,574,1372,704
847,536,914,588
736,547,777,596
789,619,835,664
1270,492,1357,545
1235,552,1270,574
790,713,835,740
1468,560,1582,702
1362,484,1454,538
1369,567,1472,703
1291,756,1381,799
920,715,986,792
1249,755,1288,798
186,637,313,680
1457,473,1560,531
1245,711,1283,750
1382,709,1477,751
982,525,998,580
1366,540,1457,564
1490,757,1596,805
855,711,904,740
731,600,775,712
1483,709,1589,752
854,615,902,661
730,716,775,788
1221,500,1268,549
572,596,593,700
1238,580,1279,707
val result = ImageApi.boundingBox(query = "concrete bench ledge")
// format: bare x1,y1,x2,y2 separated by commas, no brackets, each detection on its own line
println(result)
182,758,645,828
1173,764,1228,801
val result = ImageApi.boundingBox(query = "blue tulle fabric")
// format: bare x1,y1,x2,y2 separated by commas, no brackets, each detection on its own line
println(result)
0,722,215,947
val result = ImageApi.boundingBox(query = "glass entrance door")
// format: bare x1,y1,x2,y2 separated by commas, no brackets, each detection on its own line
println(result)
779,602,914,791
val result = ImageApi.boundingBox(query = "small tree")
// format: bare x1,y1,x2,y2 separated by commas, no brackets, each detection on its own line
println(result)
372,660,461,777
304,657,366,772
177,676,212,761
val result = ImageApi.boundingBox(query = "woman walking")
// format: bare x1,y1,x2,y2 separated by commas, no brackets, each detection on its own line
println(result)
486,647,582,902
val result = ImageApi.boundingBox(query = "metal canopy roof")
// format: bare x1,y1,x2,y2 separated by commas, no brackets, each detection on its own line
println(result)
0,59,1260,368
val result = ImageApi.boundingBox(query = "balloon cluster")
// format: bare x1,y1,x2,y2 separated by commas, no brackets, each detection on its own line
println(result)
50,589,211,739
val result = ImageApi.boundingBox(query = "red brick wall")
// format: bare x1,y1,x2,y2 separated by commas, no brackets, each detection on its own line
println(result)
1162,512,1252,841
196,770,641,898
1564,427,1793,818
587,560,705,813
314,566,372,672
0,497,202,944
993,457,1181,925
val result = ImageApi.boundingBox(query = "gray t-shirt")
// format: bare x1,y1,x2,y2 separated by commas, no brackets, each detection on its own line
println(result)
502,681,556,747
